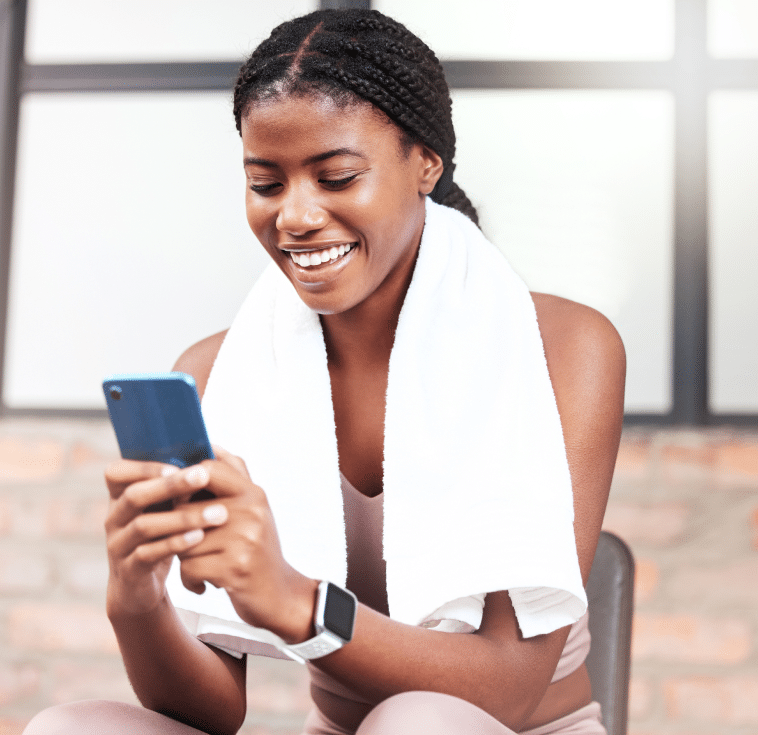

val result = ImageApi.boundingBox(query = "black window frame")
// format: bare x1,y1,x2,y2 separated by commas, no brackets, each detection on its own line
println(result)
1,0,757,425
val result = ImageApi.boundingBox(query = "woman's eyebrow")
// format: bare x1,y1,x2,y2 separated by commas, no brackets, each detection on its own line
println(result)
304,147,366,165
243,147,366,169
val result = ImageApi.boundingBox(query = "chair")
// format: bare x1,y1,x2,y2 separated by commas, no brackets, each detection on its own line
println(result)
585,531,635,735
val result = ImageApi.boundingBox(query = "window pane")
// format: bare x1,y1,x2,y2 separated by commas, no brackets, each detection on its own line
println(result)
451,90,674,412
708,0,758,58
375,0,674,60
709,92,758,412
5,93,269,409
25,0,317,63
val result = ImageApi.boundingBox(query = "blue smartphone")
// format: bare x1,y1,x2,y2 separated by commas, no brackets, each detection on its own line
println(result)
102,372,215,511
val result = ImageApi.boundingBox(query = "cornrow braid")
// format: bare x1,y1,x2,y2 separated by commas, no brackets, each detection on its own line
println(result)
233,8,479,226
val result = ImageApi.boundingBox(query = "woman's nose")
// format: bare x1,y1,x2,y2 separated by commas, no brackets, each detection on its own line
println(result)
276,188,327,236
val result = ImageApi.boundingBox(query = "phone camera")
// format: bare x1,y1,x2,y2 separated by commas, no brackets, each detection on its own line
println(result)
110,387,122,401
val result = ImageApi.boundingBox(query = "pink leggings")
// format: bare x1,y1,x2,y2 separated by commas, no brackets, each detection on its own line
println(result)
22,696,605,735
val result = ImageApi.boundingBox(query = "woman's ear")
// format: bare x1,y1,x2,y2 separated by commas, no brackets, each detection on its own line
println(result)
416,145,444,196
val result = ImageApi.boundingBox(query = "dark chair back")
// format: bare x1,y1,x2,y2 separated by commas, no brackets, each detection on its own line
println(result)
585,531,635,735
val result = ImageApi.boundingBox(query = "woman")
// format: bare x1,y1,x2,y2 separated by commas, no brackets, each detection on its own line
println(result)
24,8,625,735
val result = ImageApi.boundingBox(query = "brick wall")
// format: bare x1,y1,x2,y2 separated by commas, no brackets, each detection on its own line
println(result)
0,418,756,735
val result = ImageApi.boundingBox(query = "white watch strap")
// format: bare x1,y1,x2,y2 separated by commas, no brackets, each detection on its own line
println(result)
285,629,344,662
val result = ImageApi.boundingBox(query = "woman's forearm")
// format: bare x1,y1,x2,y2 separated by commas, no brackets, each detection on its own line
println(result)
311,592,569,732
109,594,246,735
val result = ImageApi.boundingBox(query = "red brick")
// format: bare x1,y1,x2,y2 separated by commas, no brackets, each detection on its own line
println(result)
64,555,109,596
670,556,758,606
614,438,651,480
716,440,758,477
0,550,52,593
664,675,758,724
661,443,715,466
633,557,659,604
50,661,137,705
68,439,119,480
0,500,10,534
0,438,63,483
628,675,652,719
602,502,688,545
45,498,108,537
7,603,119,654
632,613,751,664
0,663,40,706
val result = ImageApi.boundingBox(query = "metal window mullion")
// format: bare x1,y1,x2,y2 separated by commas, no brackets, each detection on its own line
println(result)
671,0,709,425
0,0,26,415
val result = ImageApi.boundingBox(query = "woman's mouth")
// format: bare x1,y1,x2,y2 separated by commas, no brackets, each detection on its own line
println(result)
288,243,354,268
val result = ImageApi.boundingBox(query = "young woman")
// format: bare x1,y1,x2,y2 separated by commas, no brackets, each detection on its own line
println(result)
23,9,625,735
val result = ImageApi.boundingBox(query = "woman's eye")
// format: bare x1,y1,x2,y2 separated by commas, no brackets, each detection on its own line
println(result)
320,174,359,190
249,182,282,195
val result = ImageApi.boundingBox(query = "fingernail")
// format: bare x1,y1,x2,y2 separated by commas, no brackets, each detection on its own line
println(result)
202,504,228,525
186,465,209,487
184,529,204,545
161,465,179,477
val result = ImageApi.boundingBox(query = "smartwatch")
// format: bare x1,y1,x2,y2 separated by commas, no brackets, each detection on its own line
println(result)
285,581,357,662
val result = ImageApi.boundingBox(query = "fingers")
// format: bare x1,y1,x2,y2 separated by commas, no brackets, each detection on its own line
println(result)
211,445,251,479
105,459,177,500
108,499,229,563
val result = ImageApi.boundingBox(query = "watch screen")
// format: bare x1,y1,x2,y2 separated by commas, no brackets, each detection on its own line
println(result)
324,583,356,641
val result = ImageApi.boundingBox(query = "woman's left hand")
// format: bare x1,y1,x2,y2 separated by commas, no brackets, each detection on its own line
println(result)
175,446,318,644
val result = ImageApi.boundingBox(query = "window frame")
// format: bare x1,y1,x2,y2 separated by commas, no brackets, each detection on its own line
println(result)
1,0,756,425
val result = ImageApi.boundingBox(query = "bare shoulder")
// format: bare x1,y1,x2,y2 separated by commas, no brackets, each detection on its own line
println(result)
172,329,228,401
530,292,626,578
531,292,625,404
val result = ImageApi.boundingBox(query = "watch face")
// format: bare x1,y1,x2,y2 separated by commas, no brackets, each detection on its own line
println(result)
323,583,356,642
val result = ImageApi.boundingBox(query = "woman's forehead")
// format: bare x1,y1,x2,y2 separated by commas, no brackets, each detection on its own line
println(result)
240,94,404,153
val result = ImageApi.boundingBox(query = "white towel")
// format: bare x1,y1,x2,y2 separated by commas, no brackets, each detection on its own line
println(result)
166,198,587,657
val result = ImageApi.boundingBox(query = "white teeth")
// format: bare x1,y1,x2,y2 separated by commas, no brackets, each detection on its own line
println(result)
289,244,356,268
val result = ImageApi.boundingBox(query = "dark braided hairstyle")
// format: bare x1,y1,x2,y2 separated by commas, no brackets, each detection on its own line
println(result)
232,8,479,226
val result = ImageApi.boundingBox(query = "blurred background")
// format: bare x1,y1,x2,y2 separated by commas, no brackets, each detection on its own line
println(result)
0,0,756,733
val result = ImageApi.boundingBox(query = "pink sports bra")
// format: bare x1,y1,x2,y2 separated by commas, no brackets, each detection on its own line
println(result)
307,474,591,723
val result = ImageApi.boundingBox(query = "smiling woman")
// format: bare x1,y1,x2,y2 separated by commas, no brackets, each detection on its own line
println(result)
23,8,624,735
241,96,441,316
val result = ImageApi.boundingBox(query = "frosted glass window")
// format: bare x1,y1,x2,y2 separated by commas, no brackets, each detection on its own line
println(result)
5,93,270,409
451,91,674,413
375,0,674,60
709,92,758,412
709,0,758,58
25,0,317,63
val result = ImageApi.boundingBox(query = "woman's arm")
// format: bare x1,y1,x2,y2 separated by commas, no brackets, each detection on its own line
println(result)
104,329,245,735
170,298,624,732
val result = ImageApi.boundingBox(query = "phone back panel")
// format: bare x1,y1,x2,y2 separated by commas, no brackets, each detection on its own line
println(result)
102,372,213,468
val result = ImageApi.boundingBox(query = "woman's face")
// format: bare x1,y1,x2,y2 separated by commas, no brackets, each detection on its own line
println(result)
240,94,442,316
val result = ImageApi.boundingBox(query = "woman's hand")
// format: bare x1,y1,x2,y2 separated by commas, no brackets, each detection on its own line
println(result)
103,458,233,619
175,446,318,644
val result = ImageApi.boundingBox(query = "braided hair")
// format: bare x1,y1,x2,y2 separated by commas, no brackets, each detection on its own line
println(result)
233,8,479,226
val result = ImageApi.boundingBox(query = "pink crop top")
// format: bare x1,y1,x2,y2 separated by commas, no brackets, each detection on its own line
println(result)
307,474,591,726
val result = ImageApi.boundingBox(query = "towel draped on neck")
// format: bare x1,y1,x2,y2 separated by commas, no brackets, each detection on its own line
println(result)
166,199,587,658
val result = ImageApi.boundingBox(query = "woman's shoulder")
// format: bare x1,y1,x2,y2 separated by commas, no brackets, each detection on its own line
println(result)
530,292,626,437
530,292,626,384
172,329,229,400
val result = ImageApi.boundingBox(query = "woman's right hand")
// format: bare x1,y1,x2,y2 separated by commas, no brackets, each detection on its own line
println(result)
103,460,229,618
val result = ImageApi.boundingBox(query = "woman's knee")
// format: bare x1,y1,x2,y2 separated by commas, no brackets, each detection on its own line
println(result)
356,691,515,735
22,700,206,735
